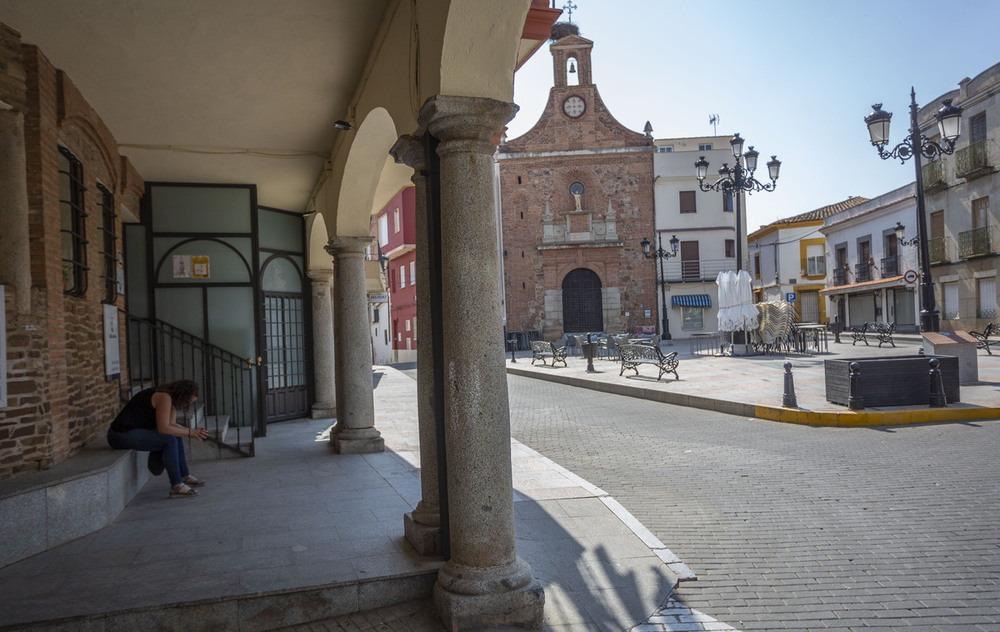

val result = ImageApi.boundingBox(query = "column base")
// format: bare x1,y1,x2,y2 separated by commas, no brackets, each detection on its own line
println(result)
310,402,336,419
331,426,384,454
404,505,441,556
433,558,544,631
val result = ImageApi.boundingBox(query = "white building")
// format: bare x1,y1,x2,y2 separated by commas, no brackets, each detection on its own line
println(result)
914,62,1000,330
748,196,869,324
818,184,921,332
652,135,743,339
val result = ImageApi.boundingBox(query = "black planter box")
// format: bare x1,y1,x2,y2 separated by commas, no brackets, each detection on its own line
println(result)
824,355,960,407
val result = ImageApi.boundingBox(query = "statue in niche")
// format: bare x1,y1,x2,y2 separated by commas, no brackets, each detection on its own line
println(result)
569,181,585,211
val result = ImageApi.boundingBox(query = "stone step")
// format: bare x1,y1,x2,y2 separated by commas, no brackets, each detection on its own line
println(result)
0,439,152,569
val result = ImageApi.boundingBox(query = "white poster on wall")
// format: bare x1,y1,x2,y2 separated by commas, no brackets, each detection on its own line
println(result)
103,303,121,379
1,286,7,408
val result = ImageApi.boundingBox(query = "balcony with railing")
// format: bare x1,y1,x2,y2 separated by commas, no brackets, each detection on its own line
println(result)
854,261,873,283
958,225,997,259
928,236,948,264
880,255,900,278
832,267,849,286
662,257,737,283
955,140,993,180
921,160,947,192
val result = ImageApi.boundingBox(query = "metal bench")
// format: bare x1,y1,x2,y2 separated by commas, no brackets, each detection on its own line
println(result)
970,322,998,355
874,321,895,348
618,343,679,381
850,322,869,346
530,340,568,367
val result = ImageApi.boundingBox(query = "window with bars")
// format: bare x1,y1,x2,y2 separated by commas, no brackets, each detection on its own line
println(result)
970,113,987,144
58,146,88,297
96,183,117,303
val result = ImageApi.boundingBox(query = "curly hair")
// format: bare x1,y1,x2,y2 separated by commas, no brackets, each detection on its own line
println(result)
155,379,200,412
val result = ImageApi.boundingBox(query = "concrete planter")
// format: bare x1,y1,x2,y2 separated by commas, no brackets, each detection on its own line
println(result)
824,355,960,407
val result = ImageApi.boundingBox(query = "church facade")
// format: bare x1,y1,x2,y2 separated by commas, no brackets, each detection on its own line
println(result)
498,33,656,339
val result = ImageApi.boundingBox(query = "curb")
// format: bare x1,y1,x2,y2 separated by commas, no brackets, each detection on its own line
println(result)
507,366,1000,427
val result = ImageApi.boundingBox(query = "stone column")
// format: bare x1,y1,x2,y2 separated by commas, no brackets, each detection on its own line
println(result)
424,96,544,630
0,105,32,315
325,236,383,454
309,268,337,419
392,135,441,555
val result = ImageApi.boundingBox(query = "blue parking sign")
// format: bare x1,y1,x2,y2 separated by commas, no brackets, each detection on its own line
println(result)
786,292,796,302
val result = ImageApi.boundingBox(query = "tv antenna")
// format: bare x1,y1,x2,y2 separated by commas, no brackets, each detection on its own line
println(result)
709,114,720,135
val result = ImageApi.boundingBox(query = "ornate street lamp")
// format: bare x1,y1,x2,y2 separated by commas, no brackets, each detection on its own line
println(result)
694,133,781,272
865,90,962,333
894,222,919,247
641,233,679,340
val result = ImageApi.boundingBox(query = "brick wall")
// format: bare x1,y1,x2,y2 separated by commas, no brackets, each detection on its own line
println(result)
500,152,656,336
499,68,656,338
0,29,143,479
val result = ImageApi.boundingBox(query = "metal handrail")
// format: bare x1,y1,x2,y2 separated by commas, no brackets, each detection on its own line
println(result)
124,313,257,456
662,257,737,282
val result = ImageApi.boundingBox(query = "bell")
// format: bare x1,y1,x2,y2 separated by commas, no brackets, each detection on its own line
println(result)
569,61,576,74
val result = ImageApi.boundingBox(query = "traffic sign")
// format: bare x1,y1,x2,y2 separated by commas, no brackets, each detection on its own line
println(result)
786,292,796,302
904,270,918,284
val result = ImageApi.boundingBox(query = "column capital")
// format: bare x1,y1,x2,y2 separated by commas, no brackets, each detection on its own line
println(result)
325,235,371,257
419,95,517,155
390,134,425,172
307,268,333,283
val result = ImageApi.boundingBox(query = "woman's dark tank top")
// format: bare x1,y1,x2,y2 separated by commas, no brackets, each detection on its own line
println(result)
110,389,158,432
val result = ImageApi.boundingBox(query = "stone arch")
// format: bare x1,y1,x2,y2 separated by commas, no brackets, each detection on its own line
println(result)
319,1,529,240
319,106,414,240
305,211,333,276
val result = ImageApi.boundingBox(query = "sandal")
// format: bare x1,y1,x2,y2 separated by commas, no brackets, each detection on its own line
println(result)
183,476,206,487
169,484,199,499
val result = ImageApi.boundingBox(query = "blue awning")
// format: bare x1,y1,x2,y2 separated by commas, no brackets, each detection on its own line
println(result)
672,294,712,308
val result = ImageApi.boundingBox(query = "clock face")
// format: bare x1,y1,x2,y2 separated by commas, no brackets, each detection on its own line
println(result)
563,96,585,118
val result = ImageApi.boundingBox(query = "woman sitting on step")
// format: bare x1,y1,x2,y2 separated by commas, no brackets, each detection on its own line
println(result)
107,379,208,498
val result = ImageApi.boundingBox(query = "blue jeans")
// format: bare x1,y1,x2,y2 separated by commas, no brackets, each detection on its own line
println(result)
107,428,190,486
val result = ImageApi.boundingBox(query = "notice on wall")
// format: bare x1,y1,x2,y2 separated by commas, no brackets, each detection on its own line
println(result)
103,303,121,379
192,256,210,278
172,255,210,279
173,255,192,278
1,286,6,408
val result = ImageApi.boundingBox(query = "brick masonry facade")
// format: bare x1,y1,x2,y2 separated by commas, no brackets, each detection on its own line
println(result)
1,27,143,479
499,34,656,339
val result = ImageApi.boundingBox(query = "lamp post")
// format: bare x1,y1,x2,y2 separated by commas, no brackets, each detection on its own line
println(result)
865,90,962,333
894,222,919,247
641,233,679,341
694,133,781,272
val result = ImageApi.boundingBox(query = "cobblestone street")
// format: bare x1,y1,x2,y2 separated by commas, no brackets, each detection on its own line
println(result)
506,374,1000,631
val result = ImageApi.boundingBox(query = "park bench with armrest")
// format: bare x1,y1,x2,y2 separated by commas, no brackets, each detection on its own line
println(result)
530,340,568,366
970,322,998,355
851,322,869,346
619,343,679,381
875,321,895,348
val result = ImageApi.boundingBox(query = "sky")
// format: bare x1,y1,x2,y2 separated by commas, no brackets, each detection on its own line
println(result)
508,0,1000,232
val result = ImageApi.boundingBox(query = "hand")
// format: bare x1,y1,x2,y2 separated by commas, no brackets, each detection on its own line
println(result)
189,427,208,440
